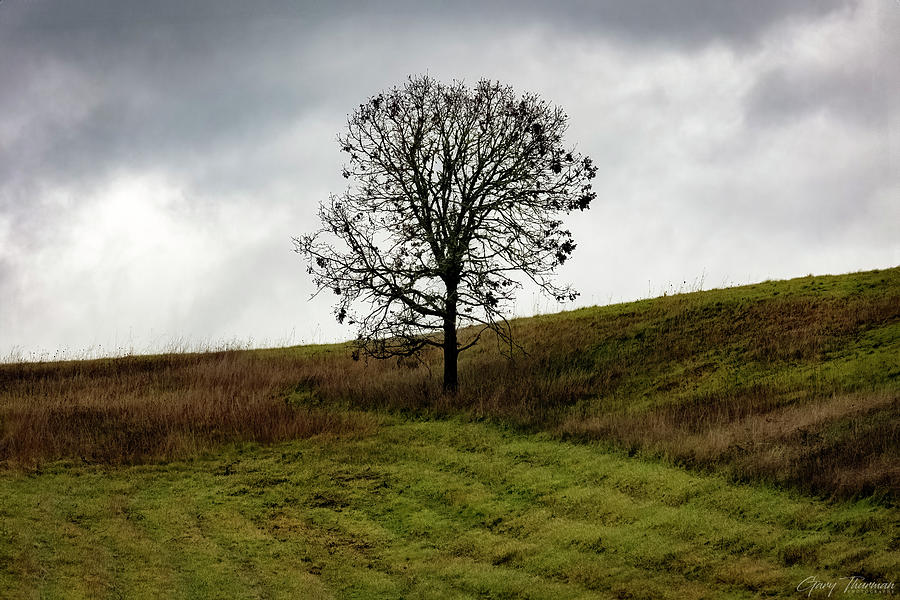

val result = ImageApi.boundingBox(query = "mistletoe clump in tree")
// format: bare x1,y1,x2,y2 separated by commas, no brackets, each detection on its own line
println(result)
295,75,596,393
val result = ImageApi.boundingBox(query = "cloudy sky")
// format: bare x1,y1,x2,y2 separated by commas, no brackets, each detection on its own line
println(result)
1,0,897,359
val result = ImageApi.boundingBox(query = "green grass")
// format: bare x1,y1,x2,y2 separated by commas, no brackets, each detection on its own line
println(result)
2,418,897,599
2,267,898,597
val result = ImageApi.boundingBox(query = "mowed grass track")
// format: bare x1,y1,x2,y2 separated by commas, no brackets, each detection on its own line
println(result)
2,419,896,599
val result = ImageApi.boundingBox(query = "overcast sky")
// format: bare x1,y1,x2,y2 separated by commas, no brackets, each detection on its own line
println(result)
1,0,898,359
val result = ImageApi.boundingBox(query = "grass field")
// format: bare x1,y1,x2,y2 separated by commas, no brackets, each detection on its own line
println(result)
1,267,898,597
2,419,897,599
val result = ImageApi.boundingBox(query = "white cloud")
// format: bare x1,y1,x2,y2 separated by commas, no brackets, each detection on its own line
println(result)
1,0,896,358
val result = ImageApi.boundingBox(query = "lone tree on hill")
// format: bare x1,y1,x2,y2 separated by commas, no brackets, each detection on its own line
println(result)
295,75,596,393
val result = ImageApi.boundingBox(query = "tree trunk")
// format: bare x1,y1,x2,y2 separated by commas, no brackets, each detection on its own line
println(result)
443,284,459,394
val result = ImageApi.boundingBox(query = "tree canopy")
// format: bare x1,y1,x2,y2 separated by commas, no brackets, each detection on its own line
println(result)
295,75,596,391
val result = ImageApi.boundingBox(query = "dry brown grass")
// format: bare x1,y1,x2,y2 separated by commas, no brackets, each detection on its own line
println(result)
0,351,378,467
560,390,899,498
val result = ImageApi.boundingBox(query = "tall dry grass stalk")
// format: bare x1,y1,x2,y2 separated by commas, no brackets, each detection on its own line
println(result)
0,351,378,467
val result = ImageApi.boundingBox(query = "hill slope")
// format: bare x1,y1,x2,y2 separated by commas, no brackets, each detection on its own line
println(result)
1,267,898,499
2,419,896,599
1,267,898,598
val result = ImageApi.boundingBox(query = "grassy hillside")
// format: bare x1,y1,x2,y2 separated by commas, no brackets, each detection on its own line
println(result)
2,267,896,499
1,267,898,598
2,419,897,599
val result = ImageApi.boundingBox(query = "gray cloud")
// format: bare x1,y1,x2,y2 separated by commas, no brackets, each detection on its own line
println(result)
0,0,858,200
744,0,899,145
5,0,851,46
749,67,886,127
0,0,896,357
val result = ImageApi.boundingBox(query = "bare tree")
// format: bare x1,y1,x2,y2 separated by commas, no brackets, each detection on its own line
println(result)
295,75,596,393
